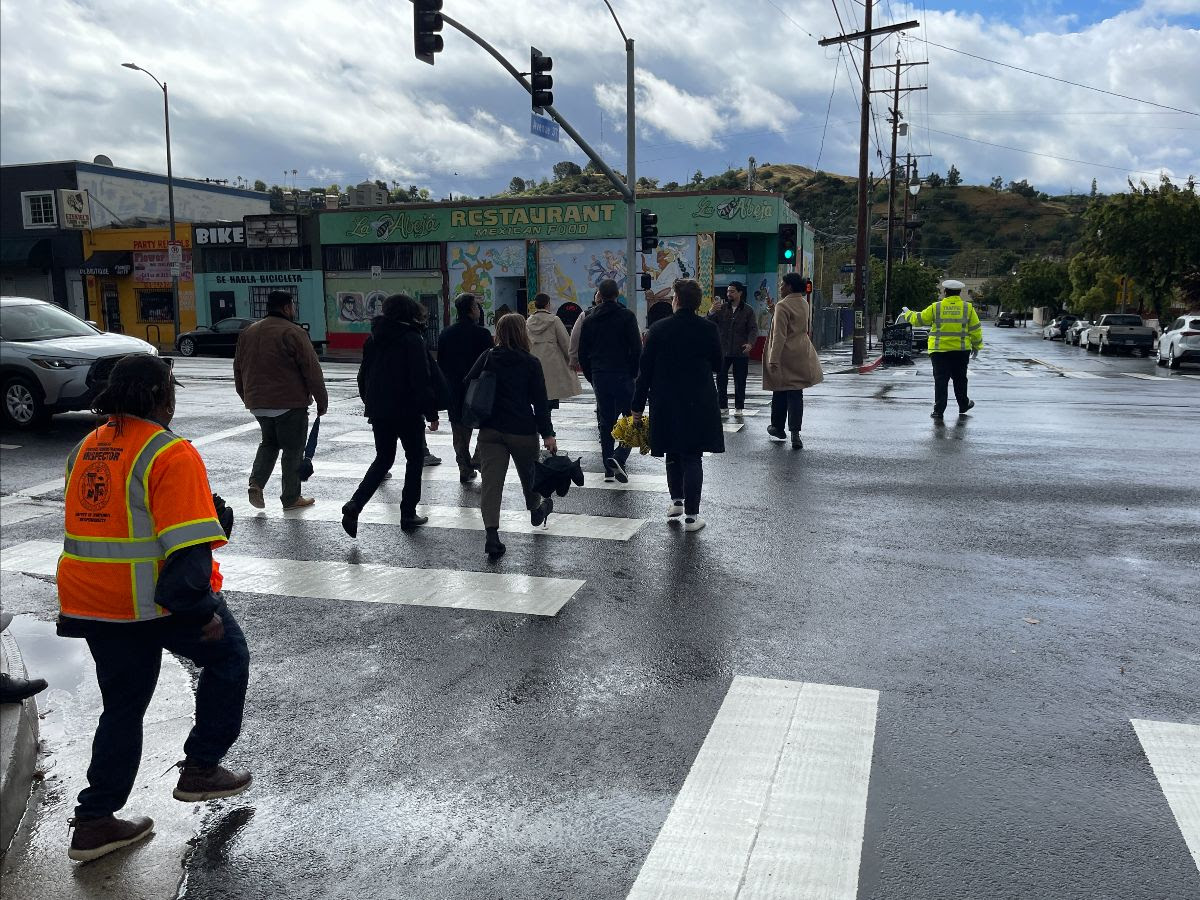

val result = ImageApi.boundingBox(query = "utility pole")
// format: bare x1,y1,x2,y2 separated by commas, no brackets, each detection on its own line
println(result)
874,56,926,329
820,7,918,366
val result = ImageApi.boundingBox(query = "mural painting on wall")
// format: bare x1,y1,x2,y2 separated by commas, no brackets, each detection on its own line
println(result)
638,236,697,302
749,273,779,332
447,242,526,325
537,240,628,310
695,233,715,313
326,277,438,333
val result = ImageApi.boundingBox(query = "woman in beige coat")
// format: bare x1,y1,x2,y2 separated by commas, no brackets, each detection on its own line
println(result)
763,272,824,448
526,294,582,412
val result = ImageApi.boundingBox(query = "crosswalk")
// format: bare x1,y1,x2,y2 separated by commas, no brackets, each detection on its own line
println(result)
881,367,1195,381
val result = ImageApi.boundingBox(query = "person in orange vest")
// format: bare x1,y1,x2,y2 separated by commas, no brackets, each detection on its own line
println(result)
58,354,251,862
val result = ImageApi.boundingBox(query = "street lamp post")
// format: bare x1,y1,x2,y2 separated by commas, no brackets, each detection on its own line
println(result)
603,2,637,320
123,62,179,345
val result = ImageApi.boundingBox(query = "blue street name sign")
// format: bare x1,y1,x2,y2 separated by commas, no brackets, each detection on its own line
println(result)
530,113,560,143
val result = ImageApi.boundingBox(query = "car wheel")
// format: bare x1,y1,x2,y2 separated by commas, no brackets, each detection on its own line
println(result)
1098,339,1108,355
1169,346,1180,369
1157,347,1167,366
178,337,197,357
3,376,48,429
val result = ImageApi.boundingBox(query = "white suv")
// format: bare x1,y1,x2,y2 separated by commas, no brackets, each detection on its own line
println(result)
1,296,158,428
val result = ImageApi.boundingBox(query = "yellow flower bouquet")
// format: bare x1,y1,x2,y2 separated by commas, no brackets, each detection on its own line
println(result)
611,413,651,455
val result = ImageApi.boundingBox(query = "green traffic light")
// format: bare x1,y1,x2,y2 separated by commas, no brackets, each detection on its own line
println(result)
784,248,795,260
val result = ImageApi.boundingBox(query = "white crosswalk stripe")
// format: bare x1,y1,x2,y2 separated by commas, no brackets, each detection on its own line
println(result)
628,677,879,899
0,540,582,616
239,498,646,540
304,461,670,492
1131,719,1200,870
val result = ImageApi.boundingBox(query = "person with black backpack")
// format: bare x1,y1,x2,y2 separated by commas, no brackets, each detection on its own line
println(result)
341,294,439,538
463,313,557,560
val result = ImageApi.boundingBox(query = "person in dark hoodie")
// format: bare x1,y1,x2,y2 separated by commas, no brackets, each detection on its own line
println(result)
465,313,557,560
437,293,494,482
341,294,439,538
577,278,641,482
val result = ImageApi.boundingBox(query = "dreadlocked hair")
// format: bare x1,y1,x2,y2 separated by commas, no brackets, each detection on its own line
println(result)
92,357,172,421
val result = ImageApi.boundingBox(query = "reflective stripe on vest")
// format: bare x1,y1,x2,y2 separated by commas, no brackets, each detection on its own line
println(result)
62,427,183,622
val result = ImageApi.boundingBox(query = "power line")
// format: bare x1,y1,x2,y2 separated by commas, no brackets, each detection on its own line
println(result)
922,39,1199,117
815,46,843,170
913,124,1173,177
762,0,818,39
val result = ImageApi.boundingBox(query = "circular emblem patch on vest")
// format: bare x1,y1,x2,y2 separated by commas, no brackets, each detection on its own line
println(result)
78,461,113,512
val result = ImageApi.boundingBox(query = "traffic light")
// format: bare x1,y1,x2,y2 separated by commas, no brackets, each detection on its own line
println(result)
778,223,797,265
531,47,553,112
639,209,659,252
413,0,444,66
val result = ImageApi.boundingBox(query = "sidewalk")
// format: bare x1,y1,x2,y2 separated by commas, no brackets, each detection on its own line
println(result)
0,623,39,855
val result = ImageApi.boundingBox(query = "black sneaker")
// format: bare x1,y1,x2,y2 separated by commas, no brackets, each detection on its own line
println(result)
959,400,975,416
791,432,803,449
767,425,787,442
605,457,629,483
603,465,616,483
172,760,252,802
931,412,944,421
459,468,478,484
0,672,48,704
423,452,442,467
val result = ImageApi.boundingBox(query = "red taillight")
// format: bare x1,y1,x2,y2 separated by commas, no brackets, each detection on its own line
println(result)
1181,331,1200,337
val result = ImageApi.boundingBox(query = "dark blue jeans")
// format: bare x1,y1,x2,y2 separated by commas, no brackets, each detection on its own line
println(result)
75,605,250,819
592,370,634,465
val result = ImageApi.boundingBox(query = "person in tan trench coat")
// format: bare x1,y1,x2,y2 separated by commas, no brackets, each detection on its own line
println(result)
526,294,582,414
763,272,824,448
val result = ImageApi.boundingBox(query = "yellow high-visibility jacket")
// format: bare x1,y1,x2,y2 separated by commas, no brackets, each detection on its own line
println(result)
905,294,983,352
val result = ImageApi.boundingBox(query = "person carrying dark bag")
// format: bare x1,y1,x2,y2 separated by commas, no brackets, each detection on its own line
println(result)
437,293,494,482
341,294,439,538
465,313,558,560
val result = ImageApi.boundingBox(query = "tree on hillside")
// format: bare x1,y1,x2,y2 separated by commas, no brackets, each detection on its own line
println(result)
585,159,603,175
869,260,941,317
253,179,267,192
374,179,387,191
926,172,945,188
690,170,704,186
1068,253,1119,319
1007,179,1038,200
947,165,962,188
508,176,526,194
1090,178,1098,200
989,176,1004,190
1085,175,1200,320
552,161,582,181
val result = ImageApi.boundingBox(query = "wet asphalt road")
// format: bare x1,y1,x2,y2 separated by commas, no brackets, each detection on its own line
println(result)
1,326,1197,899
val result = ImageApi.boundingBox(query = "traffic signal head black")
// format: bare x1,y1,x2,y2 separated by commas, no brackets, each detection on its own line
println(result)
531,47,554,112
778,223,797,265
414,0,444,65
640,209,659,252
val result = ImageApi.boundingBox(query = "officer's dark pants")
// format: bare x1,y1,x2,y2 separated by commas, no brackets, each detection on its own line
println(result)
931,350,971,416
716,356,750,409
75,605,250,819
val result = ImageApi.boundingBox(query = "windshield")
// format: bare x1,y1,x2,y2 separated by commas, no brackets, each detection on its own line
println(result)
0,302,99,341
1104,315,1143,326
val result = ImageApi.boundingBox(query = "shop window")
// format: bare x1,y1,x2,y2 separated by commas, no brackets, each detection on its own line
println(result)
137,290,174,323
193,246,309,274
21,191,57,228
250,284,298,319
323,243,441,272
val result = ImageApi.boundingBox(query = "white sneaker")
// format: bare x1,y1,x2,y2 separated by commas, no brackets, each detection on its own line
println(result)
684,515,705,532
667,500,684,519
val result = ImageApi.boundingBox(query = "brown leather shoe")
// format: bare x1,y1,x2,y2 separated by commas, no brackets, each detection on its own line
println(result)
282,496,315,510
68,814,154,862
173,760,253,802
247,484,265,509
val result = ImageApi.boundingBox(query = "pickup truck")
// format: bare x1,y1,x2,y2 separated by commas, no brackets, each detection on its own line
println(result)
1084,313,1156,356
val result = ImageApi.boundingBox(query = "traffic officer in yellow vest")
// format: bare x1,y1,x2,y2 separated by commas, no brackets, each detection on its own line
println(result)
902,279,984,420
57,354,251,862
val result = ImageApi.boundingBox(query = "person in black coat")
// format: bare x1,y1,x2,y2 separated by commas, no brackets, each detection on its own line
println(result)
632,278,724,532
465,313,558,560
341,294,439,538
437,293,494,482
577,278,642,481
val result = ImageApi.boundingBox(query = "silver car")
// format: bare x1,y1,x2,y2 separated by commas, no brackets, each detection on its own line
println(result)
1,296,158,428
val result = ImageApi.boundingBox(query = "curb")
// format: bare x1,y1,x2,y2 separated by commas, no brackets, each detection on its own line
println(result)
0,629,40,856
829,355,885,375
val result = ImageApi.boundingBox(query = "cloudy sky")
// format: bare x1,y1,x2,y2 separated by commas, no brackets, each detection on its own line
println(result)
1,0,1197,201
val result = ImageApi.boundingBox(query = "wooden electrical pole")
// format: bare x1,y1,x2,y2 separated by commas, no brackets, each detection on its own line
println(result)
820,9,918,366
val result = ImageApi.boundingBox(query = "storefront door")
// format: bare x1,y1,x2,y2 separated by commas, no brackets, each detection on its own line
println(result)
102,284,122,333
209,291,236,323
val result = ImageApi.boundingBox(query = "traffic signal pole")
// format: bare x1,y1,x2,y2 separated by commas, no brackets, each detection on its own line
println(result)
423,4,632,206
626,36,637,318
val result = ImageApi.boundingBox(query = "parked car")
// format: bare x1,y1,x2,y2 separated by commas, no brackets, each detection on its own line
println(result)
175,317,252,357
1084,313,1156,356
895,312,929,352
1065,319,1093,345
996,311,1017,327
1,295,158,428
1156,313,1200,369
1042,315,1079,341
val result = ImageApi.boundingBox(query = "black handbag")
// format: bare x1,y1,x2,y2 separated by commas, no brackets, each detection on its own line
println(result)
461,351,497,428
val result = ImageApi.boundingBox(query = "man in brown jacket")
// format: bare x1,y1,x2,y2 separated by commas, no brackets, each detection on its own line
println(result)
707,281,759,412
764,273,824,449
234,291,328,509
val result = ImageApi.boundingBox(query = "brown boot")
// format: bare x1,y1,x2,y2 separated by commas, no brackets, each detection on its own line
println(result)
68,814,154,862
172,759,253,802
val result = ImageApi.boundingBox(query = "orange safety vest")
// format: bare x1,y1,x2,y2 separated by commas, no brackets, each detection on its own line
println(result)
58,415,227,624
